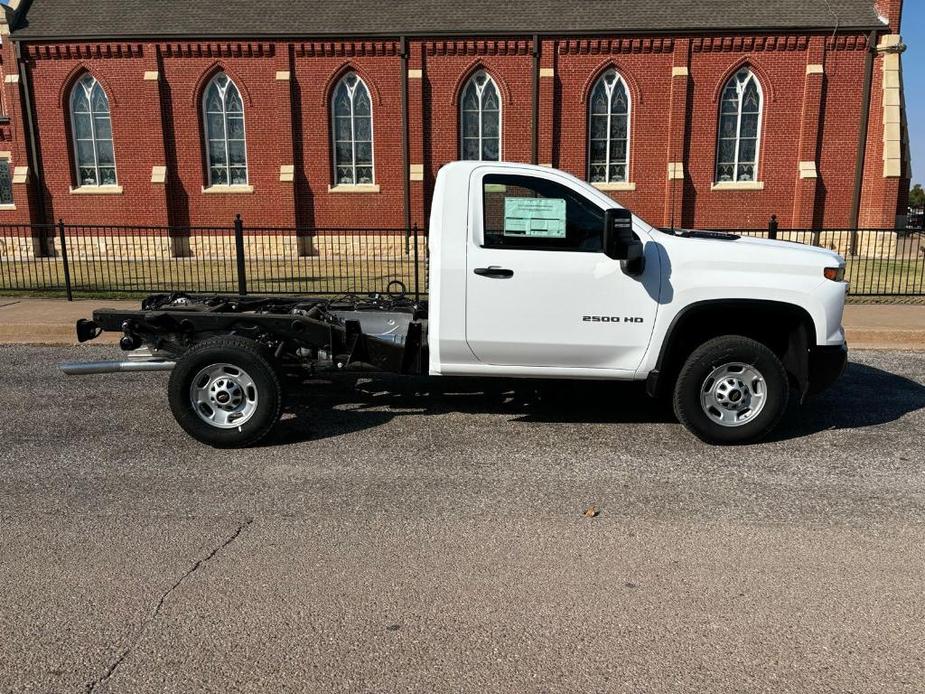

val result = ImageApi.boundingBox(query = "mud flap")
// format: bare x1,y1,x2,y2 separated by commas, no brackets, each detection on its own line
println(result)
782,322,811,404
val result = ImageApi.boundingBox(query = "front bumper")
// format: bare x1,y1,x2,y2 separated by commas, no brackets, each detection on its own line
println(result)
806,342,848,397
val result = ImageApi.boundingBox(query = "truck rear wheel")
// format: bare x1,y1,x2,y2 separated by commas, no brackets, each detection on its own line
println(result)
673,335,789,445
168,336,282,448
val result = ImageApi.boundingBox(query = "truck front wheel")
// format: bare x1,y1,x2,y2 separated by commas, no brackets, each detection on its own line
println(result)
168,336,282,448
673,335,789,445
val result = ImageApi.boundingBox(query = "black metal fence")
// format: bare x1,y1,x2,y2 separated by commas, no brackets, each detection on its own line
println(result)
0,216,923,299
0,218,427,300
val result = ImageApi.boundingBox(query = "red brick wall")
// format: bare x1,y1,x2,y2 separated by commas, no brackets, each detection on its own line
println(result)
553,39,675,225
292,42,405,230
421,41,535,218
1,28,907,233
0,36,37,225
25,46,170,225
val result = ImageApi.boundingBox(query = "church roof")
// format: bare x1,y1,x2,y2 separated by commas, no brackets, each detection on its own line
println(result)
10,1,885,40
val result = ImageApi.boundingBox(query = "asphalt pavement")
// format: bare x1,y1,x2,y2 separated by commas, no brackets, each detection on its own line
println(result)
1,345,923,693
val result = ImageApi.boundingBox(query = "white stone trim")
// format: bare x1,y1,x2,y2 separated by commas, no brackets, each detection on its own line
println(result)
408,69,423,79
798,161,818,179
593,181,637,191
143,71,159,81
671,66,689,77
279,164,294,182
539,67,555,78
70,184,124,195
667,162,684,180
12,166,28,184
327,184,381,193
150,166,166,184
711,180,765,191
409,164,424,181
201,184,254,194
805,64,824,75
275,70,291,81
877,34,904,52
4,74,20,84
879,35,904,178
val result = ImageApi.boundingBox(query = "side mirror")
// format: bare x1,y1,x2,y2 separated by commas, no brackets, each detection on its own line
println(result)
603,208,646,276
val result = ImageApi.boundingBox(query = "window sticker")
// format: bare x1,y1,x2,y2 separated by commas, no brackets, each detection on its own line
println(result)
503,197,566,238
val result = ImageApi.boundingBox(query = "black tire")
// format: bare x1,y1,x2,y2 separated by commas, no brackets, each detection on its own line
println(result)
168,336,282,448
673,335,789,445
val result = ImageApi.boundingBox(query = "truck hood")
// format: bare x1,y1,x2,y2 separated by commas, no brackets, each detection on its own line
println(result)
652,228,845,268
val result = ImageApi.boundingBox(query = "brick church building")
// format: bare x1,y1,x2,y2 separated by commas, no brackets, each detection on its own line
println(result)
0,0,910,238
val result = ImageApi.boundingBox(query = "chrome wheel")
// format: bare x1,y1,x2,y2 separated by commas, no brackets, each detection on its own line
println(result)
189,363,259,429
699,362,767,428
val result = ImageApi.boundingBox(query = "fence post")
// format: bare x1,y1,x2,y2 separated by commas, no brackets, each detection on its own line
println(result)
412,223,420,303
234,214,247,296
57,219,73,301
768,214,778,241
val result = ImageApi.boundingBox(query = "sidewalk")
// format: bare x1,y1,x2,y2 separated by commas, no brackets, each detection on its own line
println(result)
0,297,924,349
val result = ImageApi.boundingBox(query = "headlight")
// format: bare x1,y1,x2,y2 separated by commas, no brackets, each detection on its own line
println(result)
823,266,846,282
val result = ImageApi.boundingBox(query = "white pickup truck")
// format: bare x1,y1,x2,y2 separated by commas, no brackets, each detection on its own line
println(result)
64,161,849,447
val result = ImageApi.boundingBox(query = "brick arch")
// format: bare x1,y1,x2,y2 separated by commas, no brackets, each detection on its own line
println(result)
712,57,776,103
191,63,254,109
58,64,118,109
579,60,643,107
451,61,513,107
322,62,383,107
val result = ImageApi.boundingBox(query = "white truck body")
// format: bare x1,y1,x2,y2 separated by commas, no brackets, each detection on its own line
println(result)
428,161,847,380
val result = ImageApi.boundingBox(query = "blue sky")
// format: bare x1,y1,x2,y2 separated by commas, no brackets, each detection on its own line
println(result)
903,2,922,186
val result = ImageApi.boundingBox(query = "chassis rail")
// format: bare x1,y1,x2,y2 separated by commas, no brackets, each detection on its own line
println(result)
70,293,428,376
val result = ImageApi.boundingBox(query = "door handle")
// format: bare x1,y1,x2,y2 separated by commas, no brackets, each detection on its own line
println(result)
473,266,514,278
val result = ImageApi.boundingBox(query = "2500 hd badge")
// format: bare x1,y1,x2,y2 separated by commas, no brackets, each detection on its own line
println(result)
582,315,645,323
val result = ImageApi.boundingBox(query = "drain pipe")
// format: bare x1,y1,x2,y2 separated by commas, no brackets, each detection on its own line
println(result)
848,29,879,251
15,40,51,251
531,34,539,165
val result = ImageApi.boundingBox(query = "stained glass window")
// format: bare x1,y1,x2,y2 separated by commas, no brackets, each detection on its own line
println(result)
70,75,117,186
716,68,763,183
203,73,248,186
332,72,374,185
0,160,12,205
460,71,501,161
588,70,630,184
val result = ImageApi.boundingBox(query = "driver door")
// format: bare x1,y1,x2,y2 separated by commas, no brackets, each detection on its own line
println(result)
464,168,657,371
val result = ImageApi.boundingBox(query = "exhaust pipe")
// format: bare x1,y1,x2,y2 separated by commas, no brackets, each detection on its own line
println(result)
59,358,176,375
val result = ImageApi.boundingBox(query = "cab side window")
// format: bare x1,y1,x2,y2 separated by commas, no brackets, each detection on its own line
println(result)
482,174,604,252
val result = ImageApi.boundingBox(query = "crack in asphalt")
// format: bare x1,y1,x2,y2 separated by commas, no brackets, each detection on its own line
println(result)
84,516,254,694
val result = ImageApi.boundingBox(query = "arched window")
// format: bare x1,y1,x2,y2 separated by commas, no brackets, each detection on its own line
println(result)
70,75,116,186
203,72,248,186
588,69,630,184
460,71,500,161
332,72,374,185
716,68,763,183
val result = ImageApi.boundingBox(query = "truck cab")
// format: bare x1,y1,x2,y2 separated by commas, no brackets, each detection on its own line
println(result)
65,161,848,447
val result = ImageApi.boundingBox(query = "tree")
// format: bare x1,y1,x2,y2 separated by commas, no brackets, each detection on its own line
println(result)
910,183,925,208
